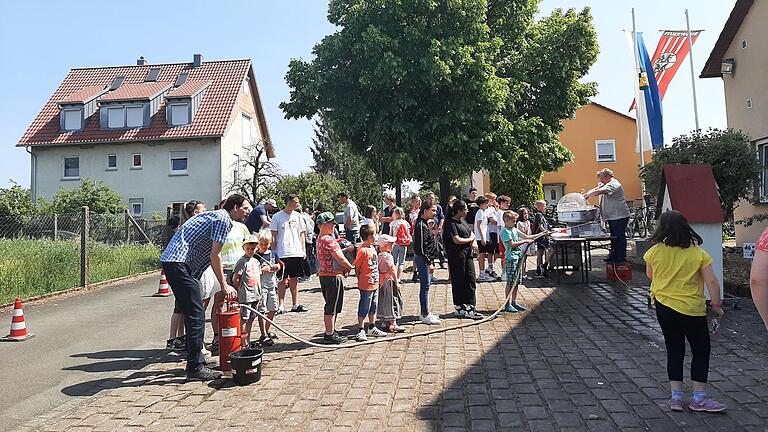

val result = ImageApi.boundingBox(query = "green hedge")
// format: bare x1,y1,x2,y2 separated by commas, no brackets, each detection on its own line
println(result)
0,239,159,305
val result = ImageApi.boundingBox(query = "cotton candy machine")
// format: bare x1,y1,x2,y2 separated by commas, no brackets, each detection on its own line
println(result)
556,193,604,237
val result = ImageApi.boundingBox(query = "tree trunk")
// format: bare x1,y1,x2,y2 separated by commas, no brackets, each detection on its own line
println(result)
395,178,402,207
439,173,451,207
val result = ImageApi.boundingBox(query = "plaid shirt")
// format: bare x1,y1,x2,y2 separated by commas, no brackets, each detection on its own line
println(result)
161,209,232,278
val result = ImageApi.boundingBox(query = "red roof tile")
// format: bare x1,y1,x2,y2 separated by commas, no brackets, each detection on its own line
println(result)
166,80,211,98
99,82,173,102
17,59,275,158
59,85,108,104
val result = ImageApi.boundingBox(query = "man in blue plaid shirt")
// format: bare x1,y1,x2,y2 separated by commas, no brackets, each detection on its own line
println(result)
161,194,252,381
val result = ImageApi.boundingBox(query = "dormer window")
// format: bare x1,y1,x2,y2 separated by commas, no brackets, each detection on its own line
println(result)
99,82,172,130
169,103,190,126
165,80,210,128
62,108,83,131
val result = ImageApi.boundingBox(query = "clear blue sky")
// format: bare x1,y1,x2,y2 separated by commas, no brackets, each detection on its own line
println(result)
0,0,735,189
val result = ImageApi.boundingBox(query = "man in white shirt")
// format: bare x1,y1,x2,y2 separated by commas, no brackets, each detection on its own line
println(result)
474,196,493,282
339,193,361,243
270,194,308,313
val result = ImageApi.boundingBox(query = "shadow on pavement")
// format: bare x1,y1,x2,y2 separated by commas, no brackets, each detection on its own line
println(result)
61,369,186,397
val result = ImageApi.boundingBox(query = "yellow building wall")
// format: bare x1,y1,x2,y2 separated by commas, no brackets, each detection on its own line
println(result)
543,103,652,206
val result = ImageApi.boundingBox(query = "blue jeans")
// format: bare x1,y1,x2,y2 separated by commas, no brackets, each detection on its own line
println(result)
414,254,431,317
357,289,378,318
162,262,206,373
607,217,629,263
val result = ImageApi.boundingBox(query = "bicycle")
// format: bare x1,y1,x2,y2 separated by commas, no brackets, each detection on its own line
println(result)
644,205,656,237
626,206,648,239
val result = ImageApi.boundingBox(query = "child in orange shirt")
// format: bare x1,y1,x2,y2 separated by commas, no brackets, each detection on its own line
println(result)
354,225,387,341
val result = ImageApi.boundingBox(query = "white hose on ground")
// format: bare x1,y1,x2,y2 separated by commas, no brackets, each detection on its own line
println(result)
235,248,530,350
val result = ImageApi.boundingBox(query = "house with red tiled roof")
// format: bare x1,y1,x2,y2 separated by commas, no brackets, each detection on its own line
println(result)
17,54,274,216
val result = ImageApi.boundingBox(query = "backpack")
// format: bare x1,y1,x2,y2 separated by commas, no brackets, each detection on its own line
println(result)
395,222,412,246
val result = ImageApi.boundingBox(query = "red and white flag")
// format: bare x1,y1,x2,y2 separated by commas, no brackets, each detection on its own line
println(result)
629,30,701,111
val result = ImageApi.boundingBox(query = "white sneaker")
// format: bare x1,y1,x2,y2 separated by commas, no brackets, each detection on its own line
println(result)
276,305,286,315
367,326,387,337
500,271,507,281
454,308,467,318
421,314,441,325
355,329,367,341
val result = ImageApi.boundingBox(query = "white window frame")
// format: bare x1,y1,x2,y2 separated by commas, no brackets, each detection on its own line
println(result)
169,151,188,176
106,154,117,171
63,108,82,131
125,105,143,128
241,113,252,148
63,156,80,180
595,139,617,163
129,199,144,217
242,77,250,96
131,153,142,170
169,103,190,126
107,106,125,128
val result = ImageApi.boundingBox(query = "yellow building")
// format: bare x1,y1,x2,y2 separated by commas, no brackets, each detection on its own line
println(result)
542,102,652,207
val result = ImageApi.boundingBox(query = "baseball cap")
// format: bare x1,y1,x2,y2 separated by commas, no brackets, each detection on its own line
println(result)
377,234,396,247
316,211,335,225
265,199,277,207
243,234,259,244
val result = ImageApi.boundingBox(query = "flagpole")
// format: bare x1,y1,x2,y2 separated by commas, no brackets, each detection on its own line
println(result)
632,8,647,200
685,9,701,132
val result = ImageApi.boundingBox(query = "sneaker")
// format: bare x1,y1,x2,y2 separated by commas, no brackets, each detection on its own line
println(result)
489,270,499,278
668,398,685,412
421,314,441,325
186,366,223,381
465,309,485,320
209,338,219,355
688,398,727,413
276,305,286,315
201,347,212,357
367,326,387,338
165,338,176,350
267,332,279,340
323,332,348,344
512,303,527,311
454,308,468,318
476,273,492,283
258,335,274,347
290,304,309,313
355,329,368,341
500,272,507,282
411,273,419,282
504,304,519,313
169,337,186,352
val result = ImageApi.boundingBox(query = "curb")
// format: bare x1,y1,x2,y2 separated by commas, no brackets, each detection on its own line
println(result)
0,269,161,311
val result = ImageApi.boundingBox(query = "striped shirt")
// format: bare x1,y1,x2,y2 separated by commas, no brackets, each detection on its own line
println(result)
161,209,232,278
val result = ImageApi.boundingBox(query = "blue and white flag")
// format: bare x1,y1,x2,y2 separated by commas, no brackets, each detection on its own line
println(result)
635,32,664,150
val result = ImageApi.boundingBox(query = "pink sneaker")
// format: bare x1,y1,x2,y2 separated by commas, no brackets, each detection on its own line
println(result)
688,398,727,413
668,398,685,412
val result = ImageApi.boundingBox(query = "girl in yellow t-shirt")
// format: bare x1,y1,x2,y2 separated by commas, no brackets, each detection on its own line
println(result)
643,210,726,413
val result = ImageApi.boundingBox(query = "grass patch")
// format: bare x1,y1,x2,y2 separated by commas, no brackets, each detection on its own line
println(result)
0,239,159,304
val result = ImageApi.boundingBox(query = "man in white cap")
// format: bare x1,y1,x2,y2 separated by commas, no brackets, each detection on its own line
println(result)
245,198,276,233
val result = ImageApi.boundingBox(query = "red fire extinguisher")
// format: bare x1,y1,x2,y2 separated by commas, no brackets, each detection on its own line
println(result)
217,301,241,372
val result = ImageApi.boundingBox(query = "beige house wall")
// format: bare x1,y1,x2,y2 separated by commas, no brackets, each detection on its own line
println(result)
721,0,768,245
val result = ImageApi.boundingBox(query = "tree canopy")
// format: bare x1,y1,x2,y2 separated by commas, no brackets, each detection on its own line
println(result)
266,172,346,213
281,0,598,203
640,129,763,219
50,178,124,214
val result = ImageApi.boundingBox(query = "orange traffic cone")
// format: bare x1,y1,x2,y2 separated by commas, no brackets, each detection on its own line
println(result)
2,298,34,342
155,270,171,297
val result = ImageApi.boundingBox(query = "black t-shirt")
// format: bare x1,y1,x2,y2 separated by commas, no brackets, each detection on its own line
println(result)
381,205,395,235
531,211,550,234
465,199,479,226
245,204,268,233
444,217,472,255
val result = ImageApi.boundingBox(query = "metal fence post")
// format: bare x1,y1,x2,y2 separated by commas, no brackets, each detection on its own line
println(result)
80,206,89,288
53,213,58,241
124,209,131,243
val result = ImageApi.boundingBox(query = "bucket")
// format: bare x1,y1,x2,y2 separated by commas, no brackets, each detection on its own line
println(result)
230,347,264,386
606,262,632,282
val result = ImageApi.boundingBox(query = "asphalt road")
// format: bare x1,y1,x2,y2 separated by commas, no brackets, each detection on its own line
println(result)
0,272,176,430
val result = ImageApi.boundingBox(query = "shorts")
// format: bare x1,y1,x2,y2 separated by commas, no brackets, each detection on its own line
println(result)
535,236,550,249
320,275,345,315
480,234,498,254
358,289,378,318
198,266,220,300
240,301,260,320
280,257,306,279
505,257,520,285
392,244,408,266
258,286,278,313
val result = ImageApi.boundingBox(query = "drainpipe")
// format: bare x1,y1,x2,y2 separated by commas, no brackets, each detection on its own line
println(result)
25,146,36,201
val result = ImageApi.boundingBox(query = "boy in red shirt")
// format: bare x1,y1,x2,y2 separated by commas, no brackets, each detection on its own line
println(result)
353,225,388,341
316,212,354,344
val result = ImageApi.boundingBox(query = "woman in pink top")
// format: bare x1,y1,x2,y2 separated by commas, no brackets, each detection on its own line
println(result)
751,227,768,330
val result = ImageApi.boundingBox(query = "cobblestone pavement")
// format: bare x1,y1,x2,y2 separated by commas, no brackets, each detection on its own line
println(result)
17,259,768,432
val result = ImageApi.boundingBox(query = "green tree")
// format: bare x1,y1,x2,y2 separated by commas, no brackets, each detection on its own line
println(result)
0,180,38,217
281,1,598,204
310,117,382,209
51,178,125,214
266,172,346,213
640,129,763,219
490,169,543,207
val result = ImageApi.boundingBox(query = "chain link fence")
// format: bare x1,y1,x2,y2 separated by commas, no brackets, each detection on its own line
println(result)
0,208,163,304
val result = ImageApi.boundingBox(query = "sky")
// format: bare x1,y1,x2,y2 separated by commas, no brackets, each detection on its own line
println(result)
0,0,736,189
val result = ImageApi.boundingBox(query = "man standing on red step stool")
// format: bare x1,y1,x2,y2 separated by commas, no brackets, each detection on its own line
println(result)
161,194,252,381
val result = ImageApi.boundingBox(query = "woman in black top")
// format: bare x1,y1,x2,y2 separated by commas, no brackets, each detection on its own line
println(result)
414,204,440,324
443,200,484,320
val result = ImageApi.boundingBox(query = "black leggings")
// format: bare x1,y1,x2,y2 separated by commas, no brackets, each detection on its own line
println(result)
448,249,476,307
655,301,711,383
